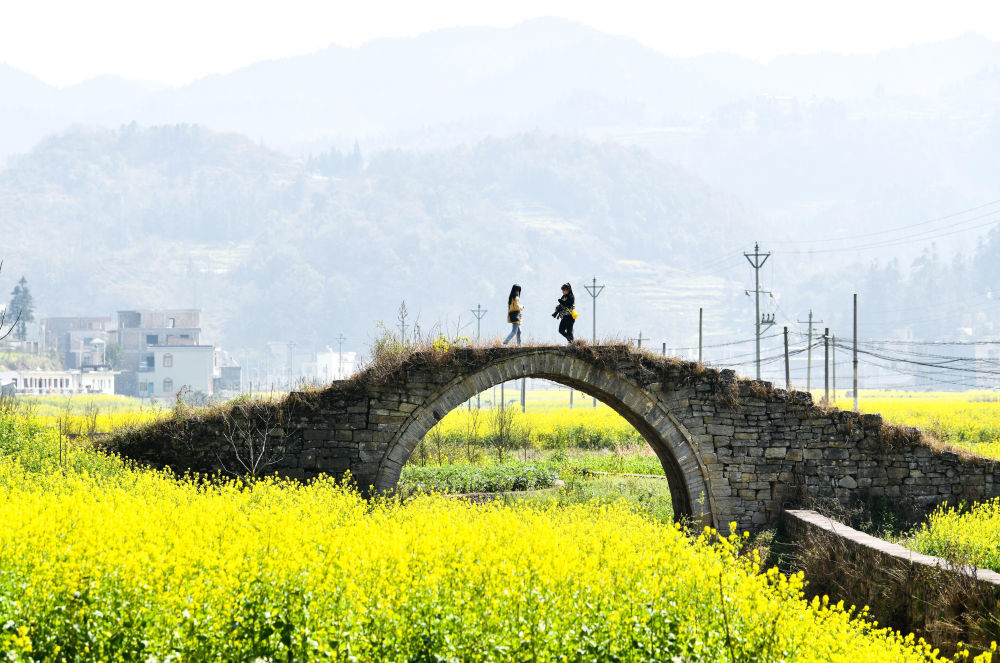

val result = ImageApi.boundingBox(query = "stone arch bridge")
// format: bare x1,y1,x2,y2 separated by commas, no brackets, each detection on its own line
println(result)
115,345,1000,531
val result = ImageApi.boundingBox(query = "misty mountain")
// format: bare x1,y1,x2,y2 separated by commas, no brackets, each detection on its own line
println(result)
3,19,998,258
0,19,726,158
684,33,1000,99
4,20,998,161
4,19,1000,367
0,124,762,351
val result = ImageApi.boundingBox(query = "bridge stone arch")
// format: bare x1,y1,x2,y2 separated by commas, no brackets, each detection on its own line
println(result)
375,349,716,528
112,344,1000,533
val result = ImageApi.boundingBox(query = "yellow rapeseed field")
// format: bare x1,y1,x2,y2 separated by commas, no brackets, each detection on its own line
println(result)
0,409,993,661
850,390,1000,459
433,404,639,450
908,498,1000,574
12,394,166,435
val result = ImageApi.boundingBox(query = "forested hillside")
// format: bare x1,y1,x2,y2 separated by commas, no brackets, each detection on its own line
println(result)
0,125,759,348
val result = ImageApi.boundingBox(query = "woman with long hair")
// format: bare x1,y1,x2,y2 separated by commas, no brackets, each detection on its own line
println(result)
553,282,575,343
503,284,523,346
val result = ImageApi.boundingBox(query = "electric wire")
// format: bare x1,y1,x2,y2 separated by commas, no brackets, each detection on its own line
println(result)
771,197,1000,245
774,207,1000,255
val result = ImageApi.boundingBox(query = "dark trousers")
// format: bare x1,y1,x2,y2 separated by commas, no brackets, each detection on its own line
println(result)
558,315,575,342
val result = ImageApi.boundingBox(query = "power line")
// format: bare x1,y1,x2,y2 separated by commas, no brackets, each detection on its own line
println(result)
833,341,1000,375
771,197,1000,246
775,207,1000,255
856,338,1000,347
671,331,783,351
856,356,983,388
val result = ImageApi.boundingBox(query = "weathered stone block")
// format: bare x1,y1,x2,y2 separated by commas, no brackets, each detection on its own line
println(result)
707,423,735,436
838,475,858,489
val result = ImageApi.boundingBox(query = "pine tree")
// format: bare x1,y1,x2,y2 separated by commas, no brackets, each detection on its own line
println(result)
8,276,34,341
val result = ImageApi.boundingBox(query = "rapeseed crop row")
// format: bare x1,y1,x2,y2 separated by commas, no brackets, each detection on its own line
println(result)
0,410,992,661
437,388,1000,460
908,498,1000,574
5,393,165,437
856,391,1000,459
429,405,640,452
20,387,1000,460
400,461,559,494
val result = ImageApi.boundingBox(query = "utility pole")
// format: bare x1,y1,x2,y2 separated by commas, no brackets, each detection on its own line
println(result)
832,334,837,403
521,378,526,413
797,310,824,393
470,304,487,343
336,333,346,379
584,275,606,409
396,302,409,342
629,331,645,349
783,326,790,391
744,242,771,380
823,328,830,405
472,303,487,409
662,342,666,357
698,307,703,363
584,276,605,343
853,294,859,412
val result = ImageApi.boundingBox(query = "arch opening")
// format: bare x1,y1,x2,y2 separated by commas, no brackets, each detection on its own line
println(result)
375,351,716,529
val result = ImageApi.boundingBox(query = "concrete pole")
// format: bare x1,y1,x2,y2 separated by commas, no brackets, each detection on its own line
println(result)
698,307,703,363
832,334,837,403
853,294,859,412
823,328,830,405
783,326,790,391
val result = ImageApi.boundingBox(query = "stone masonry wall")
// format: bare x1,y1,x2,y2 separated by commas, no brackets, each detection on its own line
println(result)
784,509,1000,652
109,345,1000,532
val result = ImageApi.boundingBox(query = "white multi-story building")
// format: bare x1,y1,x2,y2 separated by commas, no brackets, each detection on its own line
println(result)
138,345,215,400
312,349,357,382
42,316,113,369
1,368,116,395
117,309,220,399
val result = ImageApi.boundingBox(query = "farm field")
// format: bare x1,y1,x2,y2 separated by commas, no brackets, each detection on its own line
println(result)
849,390,1000,459
11,384,1000,647
14,386,1000,461
12,393,166,436
1,404,992,660
907,498,1000,574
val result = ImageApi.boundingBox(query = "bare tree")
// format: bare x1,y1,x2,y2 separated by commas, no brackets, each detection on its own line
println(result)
464,405,481,462
427,424,445,465
0,261,22,342
488,402,518,464
520,416,533,461
217,399,294,478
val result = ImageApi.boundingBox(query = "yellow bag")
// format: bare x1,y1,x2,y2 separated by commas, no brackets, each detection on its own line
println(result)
570,308,579,320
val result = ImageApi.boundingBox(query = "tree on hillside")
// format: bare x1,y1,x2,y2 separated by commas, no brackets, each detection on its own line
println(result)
0,263,21,342
7,276,34,341
308,140,362,176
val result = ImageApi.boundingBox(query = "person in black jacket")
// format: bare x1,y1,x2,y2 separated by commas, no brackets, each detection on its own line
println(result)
552,282,575,343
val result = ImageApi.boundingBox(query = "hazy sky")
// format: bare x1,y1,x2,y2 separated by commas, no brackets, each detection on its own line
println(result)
2,0,997,87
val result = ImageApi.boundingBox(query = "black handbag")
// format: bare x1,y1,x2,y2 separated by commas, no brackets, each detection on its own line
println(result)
508,310,521,323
